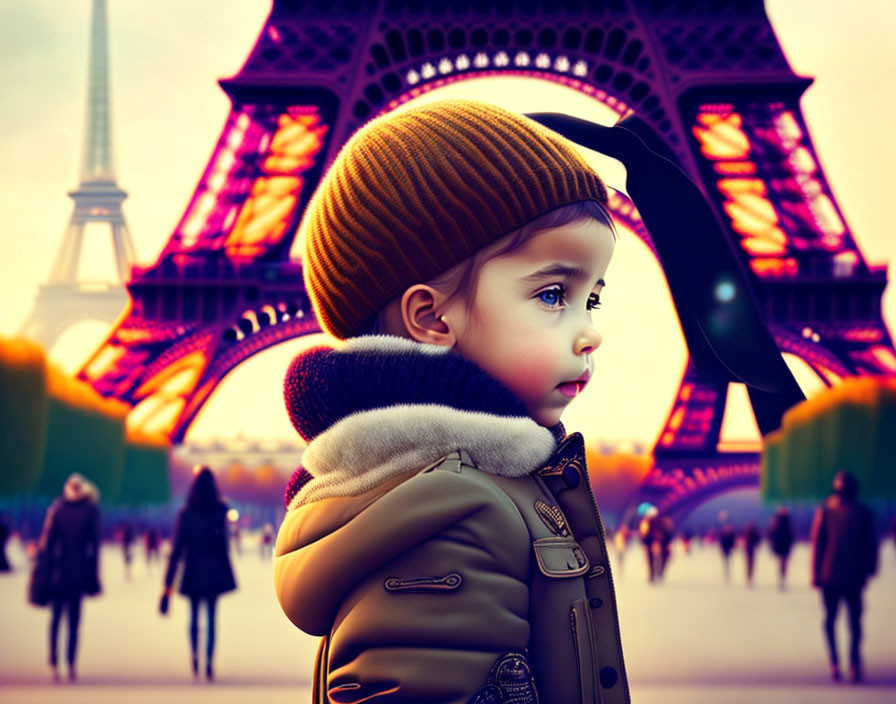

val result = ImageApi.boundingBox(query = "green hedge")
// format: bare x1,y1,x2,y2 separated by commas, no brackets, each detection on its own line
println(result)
34,394,126,501
0,340,48,495
762,376,896,502
116,442,171,506
1,337,171,505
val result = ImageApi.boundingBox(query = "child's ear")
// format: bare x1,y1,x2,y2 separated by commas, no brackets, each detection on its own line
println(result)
400,285,456,347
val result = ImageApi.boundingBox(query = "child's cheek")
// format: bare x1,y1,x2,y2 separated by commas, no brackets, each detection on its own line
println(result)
502,346,557,401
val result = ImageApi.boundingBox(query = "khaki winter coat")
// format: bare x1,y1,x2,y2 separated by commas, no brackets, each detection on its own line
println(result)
275,435,629,703
275,335,630,703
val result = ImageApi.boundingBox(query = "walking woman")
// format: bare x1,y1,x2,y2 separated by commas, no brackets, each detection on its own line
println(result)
39,473,102,682
161,466,236,681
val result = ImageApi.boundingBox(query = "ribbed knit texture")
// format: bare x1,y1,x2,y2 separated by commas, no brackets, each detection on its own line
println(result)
283,337,530,443
303,99,608,339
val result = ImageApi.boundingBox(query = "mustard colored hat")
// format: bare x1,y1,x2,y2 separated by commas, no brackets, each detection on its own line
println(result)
302,98,608,339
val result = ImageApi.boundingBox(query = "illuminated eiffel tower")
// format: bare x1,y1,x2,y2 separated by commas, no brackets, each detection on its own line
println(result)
19,0,136,349
76,1,893,518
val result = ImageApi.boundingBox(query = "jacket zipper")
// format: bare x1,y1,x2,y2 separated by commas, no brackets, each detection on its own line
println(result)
570,600,600,703
581,468,631,704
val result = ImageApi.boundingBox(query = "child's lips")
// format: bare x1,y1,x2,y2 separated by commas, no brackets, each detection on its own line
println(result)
557,371,591,398
557,369,591,398
557,380,585,398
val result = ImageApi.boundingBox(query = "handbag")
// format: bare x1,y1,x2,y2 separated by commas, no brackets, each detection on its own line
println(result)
27,549,51,607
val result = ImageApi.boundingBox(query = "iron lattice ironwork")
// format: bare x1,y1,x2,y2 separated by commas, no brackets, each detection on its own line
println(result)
76,0,893,516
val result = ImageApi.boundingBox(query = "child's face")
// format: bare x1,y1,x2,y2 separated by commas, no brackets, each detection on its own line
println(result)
443,216,614,427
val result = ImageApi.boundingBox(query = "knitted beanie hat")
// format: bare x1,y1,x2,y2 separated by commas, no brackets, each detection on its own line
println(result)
302,98,609,339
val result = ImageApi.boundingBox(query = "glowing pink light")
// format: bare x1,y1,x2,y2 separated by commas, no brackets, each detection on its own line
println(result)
216,150,236,173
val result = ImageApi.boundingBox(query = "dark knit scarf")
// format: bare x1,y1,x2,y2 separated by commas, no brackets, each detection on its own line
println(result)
282,336,562,509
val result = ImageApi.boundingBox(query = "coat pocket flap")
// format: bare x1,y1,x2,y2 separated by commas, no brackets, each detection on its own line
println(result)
533,536,590,578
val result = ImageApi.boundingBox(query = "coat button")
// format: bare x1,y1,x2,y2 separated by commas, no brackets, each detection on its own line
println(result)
599,666,618,689
590,597,603,608
562,465,580,489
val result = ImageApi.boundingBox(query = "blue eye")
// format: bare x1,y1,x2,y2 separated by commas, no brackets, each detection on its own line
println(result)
537,286,565,308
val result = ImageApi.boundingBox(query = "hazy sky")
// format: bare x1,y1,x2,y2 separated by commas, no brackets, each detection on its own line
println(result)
1,1,894,447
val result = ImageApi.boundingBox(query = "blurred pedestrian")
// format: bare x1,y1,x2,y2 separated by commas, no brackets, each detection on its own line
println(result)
811,470,878,683
230,519,242,555
0,514,11,572
639,509,658,583
260,523,274,560
655,515,674,581
120,522,135,580
680,528,693,555
767,507,795,591
613,523,631,576
742,523,761,588
718,520,736,584
38,473,102,682
144,526,160,566
639,509,673,583
161,466,236,681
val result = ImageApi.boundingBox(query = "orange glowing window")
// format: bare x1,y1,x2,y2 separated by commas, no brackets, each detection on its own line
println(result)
749,257,798,277
127,349,210,439
713,161,757,176
692,112,751,159
668,407,686,431
81,344,127,381
716,179,787,256
870,346,896,372
134,350,208,400
127,396,187,438
224,112,328,259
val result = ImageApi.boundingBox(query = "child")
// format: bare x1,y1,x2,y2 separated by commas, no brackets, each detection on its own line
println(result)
275,99,629,704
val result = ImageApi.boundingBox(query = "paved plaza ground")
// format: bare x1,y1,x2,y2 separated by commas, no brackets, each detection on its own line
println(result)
1,531,894,703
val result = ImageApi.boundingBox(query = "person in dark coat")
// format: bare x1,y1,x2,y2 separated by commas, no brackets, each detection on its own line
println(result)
161,466,236,681
810,470,878,683
767,507,795,591
742,523,762,588
0,514,11,572
39,473,101,682
718,519,736,584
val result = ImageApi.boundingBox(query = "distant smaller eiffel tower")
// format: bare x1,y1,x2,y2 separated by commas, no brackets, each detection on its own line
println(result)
19,0,136,349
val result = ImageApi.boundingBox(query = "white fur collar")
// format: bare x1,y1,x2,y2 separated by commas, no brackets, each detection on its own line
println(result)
289,403,555,509
341,334,452,356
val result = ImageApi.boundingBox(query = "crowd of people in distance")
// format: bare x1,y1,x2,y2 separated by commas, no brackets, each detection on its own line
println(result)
612,470,882,684
1,467,891,686
1,465,280,684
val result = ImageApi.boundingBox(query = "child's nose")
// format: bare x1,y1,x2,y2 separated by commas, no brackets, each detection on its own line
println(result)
574,328,602,355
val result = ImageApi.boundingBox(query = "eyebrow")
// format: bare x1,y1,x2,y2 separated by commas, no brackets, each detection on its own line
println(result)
520,264,606,288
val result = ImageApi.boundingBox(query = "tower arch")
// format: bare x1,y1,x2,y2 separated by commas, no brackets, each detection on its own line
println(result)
74,0,892,531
